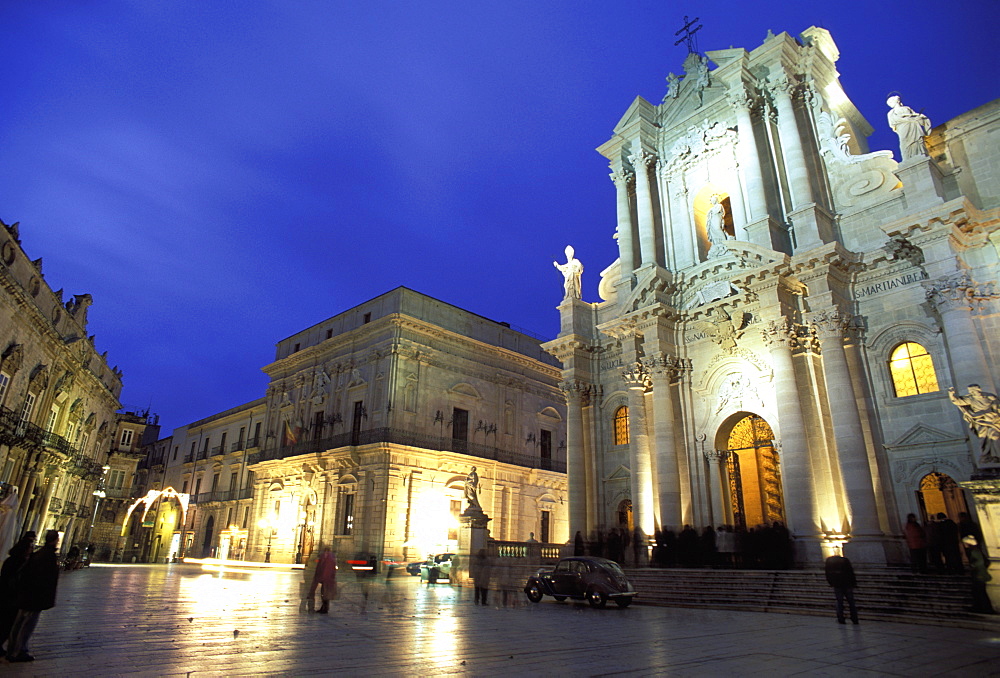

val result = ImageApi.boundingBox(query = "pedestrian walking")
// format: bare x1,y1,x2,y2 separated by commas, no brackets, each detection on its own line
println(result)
962,536,995,614
904,513,928,573
6,529,60,662
0,532,34,658
824,550,859,625
310,547,338,614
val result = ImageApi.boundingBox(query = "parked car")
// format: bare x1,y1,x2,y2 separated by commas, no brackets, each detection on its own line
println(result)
420,553,455,581
524,556,636,608
406,561,424,576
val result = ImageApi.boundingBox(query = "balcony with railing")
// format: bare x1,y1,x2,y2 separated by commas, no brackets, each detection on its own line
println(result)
190,487,254,504
210,445,225,457
48,498,63,513
62,501,77,516
247,427,565,473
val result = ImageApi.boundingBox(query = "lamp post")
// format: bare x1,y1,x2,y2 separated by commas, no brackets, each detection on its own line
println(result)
257,515,277,563
85,464,111,562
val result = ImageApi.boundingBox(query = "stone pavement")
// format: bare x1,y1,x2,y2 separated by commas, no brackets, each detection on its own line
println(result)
5,563,1000,676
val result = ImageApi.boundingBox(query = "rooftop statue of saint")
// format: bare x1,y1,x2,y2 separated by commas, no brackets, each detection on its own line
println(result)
554,245,583,300
948,384,1000,465
887,95,931,161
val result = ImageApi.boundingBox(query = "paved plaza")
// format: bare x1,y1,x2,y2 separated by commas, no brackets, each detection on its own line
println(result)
5,563,999,676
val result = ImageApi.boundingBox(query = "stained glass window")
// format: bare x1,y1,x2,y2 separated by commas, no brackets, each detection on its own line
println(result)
613,406,629,445
889,342,939,397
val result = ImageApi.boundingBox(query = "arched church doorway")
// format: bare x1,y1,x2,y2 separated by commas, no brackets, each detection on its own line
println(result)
202,515,215,558
617,499,633,532
917,472,969,523
724,414,785,528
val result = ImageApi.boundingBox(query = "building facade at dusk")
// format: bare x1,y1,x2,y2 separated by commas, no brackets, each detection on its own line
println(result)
146,288,568,564
0,218,127,554
543,28,1000,566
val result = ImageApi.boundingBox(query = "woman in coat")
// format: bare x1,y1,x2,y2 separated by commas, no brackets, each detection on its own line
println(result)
310,548,337,614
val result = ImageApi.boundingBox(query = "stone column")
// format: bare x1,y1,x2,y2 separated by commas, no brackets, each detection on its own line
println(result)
728,85,768,223
761,318,821,562
647,355,682,531
610,167,636,278
768,74,812,211
704,449,727,528
623,363,655,537
628,149,658,268
812,310,885,564
31,466,60,533
563,382,587,540
926,273,996,393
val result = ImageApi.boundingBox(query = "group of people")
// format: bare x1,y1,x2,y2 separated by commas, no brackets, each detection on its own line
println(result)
904,511,993,614
573,522,795,570
0,530,60,663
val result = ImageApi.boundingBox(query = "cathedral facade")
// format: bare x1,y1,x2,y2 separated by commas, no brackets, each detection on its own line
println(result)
543,28,1000,565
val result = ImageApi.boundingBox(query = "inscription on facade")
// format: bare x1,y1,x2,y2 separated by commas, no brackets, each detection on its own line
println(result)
855,270,928,299
601,357,624,372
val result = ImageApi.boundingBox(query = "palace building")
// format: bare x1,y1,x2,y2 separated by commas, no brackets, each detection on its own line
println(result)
542,28,1000,565
148,287,568,564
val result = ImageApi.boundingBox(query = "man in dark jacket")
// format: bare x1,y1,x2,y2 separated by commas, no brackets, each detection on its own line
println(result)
6,529,59,662
824,551,859,624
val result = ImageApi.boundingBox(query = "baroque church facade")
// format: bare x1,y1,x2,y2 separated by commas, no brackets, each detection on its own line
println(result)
543,28,1000,565
149,287,568,564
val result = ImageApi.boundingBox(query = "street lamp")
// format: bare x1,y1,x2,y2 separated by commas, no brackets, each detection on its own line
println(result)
85,464,112,561
257,515,277,563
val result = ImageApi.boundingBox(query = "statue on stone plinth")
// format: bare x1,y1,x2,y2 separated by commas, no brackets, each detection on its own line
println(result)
554,245,583,301
464,466,482,513
886,95,931,161
948,385,1000,465
663,72,682,102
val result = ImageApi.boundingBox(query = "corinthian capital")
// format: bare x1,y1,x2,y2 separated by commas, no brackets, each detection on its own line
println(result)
609,167,635,189
627,149,657,171
808,309,851,342
704,449,726,464
760,317,797,349
924,271,991,314
622,361,652,391
765,73,799,99
726,84,758,114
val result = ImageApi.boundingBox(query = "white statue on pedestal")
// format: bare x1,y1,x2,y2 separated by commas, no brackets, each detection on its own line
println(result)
887,95,931,161
949,385,1000,465
705,194,732,259
554,245,583,300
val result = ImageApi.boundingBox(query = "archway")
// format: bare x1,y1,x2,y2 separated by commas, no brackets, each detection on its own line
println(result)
722,414,784,528
917,472,968,523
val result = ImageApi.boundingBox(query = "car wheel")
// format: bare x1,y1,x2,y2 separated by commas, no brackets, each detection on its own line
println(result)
526,584,544,603
615,598,632,609
553,595,566,602
587,588,607,609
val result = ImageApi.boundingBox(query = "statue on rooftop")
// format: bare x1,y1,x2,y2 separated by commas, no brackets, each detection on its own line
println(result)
887,95,931,161
554,245,583,301
948,384,1000,465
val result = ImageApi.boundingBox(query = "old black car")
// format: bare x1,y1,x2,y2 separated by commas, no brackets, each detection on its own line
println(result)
524,556,636,608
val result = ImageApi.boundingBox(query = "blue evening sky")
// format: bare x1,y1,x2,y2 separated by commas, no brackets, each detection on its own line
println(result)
1,1,995,432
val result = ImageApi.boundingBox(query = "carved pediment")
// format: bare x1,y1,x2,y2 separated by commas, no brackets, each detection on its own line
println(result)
886,423,964,449
612,96,659,135
606,465,631,482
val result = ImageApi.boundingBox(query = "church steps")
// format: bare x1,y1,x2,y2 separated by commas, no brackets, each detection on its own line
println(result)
624,569,998,630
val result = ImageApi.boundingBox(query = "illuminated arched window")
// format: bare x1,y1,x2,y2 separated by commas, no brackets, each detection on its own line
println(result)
889,342,939,397
613,406,630,445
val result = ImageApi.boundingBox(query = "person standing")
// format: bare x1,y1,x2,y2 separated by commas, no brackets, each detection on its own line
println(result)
903,514,928,574
310,547,337,614
6,529,59,662
824,550,859,625
470,549,492,606
962,536,995,614
0,532,34,658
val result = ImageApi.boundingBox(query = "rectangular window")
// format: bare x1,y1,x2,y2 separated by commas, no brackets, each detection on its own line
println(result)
540,429,552,464
351,401,364,445
363,312,371,324
211,473,220,492
219,432,227,453
340,493,355,535
182,480,188,494
226,507,233,526
452,408,469,452
252,422,262,446
0,372,9,406
46,407,59,432
313,411,324,440
190,442,197,457
107,469,126,490
238,426,246,447
202,437,210,452
19,392,35,423
173,446,178,461
242,506,250,529
194,478,202,496
326,329,333,339
540,510,551,543
79,432,89,453
230,472,238,491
